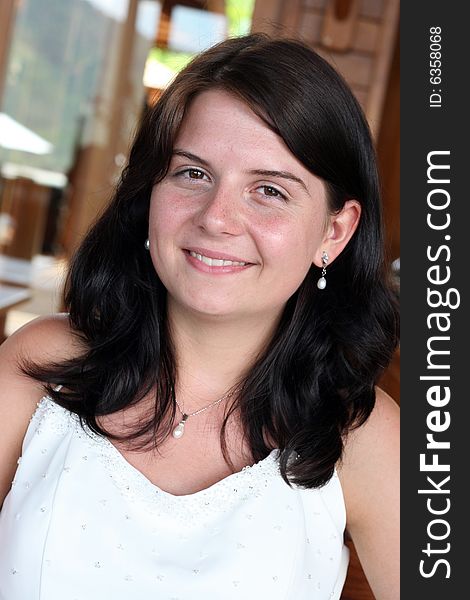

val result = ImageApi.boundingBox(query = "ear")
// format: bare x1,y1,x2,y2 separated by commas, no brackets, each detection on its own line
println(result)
313,200,361,267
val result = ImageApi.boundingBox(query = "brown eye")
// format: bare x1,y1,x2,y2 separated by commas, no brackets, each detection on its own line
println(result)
173,168,209,183
260,185,287,200
263,186,278,196
188,168,205,179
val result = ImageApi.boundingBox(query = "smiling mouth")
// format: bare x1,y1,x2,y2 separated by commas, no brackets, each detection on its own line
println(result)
187,251,249,267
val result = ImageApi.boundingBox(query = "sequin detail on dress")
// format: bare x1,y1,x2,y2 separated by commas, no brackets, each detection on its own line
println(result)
34,396,281,522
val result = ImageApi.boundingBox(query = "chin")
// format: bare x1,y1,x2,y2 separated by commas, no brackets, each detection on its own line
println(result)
169,293,237,318
188,303,239,319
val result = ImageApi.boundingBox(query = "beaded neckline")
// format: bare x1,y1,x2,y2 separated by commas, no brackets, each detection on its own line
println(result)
36,396,282,519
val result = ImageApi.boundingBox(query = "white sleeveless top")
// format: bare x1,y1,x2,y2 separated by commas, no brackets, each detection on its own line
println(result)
0,396,349,599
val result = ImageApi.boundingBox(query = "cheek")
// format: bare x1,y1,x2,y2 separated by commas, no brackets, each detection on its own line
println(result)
254,214,322,265
150,183,201,233
149,189,181,236
148,189,162,227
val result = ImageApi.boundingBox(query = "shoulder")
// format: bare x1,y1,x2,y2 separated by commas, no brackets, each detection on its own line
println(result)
0,312,83,399
338,387,399,523
337,388,399,598
0,313,84,507
0,312,82,363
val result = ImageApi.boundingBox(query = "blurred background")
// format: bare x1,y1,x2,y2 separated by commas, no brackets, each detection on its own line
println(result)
0,3,399,594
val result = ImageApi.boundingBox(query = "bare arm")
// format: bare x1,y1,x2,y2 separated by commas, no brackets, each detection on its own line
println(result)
0,314,81,507
338,388,400,600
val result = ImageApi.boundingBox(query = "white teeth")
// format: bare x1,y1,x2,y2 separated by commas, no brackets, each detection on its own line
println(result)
189,251,247,267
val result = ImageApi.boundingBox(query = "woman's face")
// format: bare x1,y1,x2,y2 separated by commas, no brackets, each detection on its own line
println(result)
148,89,332,323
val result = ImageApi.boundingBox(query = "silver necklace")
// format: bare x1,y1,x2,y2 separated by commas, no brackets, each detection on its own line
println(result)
172,389,235,439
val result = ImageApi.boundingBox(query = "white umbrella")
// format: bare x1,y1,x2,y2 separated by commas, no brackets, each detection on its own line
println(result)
0,112,53,155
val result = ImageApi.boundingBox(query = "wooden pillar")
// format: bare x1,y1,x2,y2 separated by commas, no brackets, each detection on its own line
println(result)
61,0,141,257
377,26,400,264
250,0,284,34
0,0,17,106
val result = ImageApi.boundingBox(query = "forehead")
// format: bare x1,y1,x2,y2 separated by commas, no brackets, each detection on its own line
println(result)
175,89,311,177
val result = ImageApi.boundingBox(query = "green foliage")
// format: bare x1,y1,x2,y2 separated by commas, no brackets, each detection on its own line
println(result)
226,0,256,37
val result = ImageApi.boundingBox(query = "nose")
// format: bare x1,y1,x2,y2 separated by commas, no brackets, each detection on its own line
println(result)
193,183,243,236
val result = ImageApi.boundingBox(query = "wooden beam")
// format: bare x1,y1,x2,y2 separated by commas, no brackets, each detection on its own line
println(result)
250,0,284,35
366,0,400,136
0,0,17,105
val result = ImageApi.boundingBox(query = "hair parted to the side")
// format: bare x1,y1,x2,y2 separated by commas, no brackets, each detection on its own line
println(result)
23,33,399,489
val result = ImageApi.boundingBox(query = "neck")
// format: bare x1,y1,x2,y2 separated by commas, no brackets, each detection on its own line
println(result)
167,302,281,411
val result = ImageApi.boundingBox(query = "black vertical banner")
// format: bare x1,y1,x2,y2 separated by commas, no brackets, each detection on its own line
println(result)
401,4,467,598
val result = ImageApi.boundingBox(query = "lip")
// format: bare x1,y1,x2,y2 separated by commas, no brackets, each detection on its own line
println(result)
183,246,254,264
183,248,255,275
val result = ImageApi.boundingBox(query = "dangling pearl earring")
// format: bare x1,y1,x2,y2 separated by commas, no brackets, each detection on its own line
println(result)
317,251,328,289
144,238,150,250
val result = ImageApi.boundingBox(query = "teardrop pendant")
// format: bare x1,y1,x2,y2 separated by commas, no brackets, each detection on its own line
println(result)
172,422,185,439
172,413,188,439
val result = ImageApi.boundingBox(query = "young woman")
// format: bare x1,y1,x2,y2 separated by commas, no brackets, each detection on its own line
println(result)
0,33,399,599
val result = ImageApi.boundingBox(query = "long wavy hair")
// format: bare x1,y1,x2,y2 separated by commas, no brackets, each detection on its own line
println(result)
24,33,399,489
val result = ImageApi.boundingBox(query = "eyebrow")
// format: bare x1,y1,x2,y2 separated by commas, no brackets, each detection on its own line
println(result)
173,150,211,168
172,149,309,193
248,169,308,194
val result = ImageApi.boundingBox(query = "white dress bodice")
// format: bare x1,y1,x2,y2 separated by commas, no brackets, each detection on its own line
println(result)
0,396,349,599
